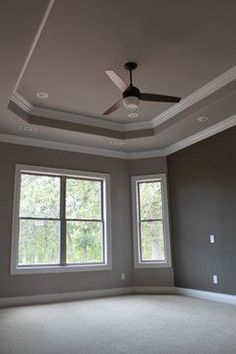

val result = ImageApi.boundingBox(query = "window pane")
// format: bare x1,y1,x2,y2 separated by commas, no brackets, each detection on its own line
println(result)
140,221,165,261
19,174,60,218
66,221,103,264
139,181,163,220
18,220,60,265
66,179,102,220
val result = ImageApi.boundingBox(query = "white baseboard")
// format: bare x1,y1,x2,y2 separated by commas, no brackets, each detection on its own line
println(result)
1,286,235,308
0,287,133,308
175,287,236,305
133,286,176,294
136,286,236,305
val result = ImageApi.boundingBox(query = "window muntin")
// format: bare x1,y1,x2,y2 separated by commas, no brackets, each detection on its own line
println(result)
12,165,111,273
132,174,171,268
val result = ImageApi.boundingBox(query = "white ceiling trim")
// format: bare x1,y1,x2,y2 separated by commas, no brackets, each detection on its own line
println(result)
151,65,236,127
12,0,55,95
130,114,236,159
164,114,236,156
11,92,152,132
30,104,125,131
11,65,235,133
0,115,235,159
0,133,129,159
11,92,32,112
122,120,154,131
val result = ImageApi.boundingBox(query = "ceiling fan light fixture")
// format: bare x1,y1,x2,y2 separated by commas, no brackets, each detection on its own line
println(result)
128,112,138,118
123,96,139,110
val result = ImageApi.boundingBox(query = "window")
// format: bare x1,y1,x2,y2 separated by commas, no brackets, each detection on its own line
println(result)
131,174,171,268
11,165,111,274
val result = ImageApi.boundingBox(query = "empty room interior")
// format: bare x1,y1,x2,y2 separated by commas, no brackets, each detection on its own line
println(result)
1,0,236,353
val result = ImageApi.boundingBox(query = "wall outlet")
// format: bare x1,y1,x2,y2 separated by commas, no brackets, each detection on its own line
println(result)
210,234,215,243
213,275,218,284
120,273,126,281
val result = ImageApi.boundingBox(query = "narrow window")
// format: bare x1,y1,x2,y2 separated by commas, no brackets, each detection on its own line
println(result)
132,174,171,268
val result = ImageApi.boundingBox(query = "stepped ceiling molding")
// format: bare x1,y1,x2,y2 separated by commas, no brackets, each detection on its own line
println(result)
1,0,236,157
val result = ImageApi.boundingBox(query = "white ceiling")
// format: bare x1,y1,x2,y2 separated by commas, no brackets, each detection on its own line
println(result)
1,0,236,157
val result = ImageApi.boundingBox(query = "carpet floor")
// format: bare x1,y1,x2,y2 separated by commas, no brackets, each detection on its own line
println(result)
0,294,236,354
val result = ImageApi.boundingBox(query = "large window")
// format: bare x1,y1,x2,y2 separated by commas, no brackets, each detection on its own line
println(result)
11,165,111,274
131,174,171,268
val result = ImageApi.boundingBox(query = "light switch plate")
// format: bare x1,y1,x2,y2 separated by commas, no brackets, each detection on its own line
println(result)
210,235,215,243
120,273,126,281
213,275,218,284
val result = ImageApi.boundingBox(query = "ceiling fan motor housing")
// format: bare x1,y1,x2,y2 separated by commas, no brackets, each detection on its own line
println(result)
123,86,140,110
123,86,140,99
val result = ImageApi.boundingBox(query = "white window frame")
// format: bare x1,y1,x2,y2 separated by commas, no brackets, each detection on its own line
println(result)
11,164,112,274
131,174,172,268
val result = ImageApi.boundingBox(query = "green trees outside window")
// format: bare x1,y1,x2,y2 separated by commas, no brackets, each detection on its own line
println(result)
138,180,165,261
18,173,104,266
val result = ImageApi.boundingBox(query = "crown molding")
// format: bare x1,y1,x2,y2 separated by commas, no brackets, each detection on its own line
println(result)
31,105,125,131
8,98,155,140
11,65,236,134
123,120,154,131
8,0,235,135
0,133,129,159
151,65,236,127
11,92,32,112
127,148,166,159
11,93,153,132
10,93,124,131
0,115,235,159
164,114,236,156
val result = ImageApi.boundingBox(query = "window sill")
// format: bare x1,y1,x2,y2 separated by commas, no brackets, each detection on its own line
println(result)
11,263,112,275
134,261,172,269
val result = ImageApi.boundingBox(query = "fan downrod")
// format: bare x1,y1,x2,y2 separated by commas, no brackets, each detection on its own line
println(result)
124,62,137,71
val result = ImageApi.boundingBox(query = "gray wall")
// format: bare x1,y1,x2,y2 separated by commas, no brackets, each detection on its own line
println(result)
168,126,236,295
0,142,172,298
0,142,132,297
129,157,174,288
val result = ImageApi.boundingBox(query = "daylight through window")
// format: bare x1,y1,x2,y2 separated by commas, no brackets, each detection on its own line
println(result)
11,165,111,274
132,174,171,268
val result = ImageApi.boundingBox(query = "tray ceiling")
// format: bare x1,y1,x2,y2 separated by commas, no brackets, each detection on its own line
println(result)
1,0,236,157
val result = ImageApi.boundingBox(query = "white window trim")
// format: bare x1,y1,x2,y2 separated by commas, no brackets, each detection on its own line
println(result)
11,164,112,275
131,174,172,268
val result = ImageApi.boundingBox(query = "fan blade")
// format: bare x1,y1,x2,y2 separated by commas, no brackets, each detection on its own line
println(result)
140,93,181,103
103,99,122,115
105,70,128,91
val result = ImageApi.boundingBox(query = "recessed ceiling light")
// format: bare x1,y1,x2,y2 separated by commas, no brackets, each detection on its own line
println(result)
110,140,125,146
36,92,48,99
18,125,37,132
128,112,138,118
197,116,208,122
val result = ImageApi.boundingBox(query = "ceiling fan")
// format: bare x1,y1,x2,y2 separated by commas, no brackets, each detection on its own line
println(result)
103,62,181,115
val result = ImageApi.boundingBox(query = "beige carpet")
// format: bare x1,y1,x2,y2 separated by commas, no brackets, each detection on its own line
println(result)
0,295,236,354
